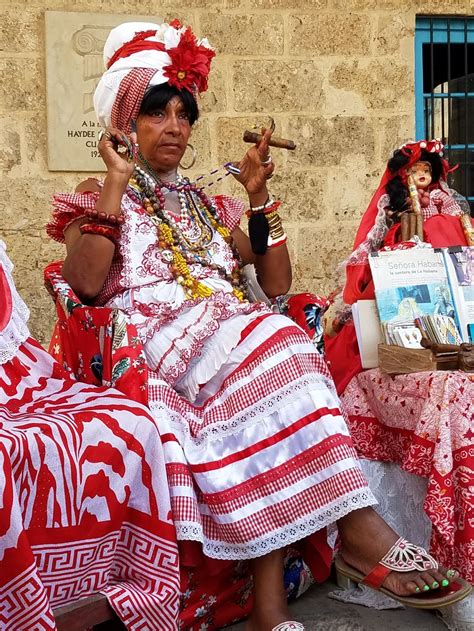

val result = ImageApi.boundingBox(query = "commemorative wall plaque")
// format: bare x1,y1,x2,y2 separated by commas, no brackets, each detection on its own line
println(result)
45,11,162,171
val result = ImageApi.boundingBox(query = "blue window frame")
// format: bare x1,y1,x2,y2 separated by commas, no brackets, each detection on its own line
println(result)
415,17,474,212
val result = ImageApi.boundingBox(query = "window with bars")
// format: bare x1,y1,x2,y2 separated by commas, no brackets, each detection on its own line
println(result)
415,16,474,214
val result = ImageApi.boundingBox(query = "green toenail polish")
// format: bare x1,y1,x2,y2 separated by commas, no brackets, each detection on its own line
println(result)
432,582,439,588
442,579,449,587
415,586,421,592
447,569,456,578
423,585,430,591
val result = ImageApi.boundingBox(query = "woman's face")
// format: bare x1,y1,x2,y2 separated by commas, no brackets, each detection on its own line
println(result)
136,96,192,174
407,161,432,189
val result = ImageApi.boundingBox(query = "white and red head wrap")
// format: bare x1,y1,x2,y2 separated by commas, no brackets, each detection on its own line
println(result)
93,20,215,133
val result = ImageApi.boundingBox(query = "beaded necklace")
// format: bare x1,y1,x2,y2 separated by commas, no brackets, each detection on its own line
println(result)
131,164,248,302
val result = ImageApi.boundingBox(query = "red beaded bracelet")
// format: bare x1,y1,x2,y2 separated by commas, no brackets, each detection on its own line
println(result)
245,200,282,219
80,222,120,245
84,208,125,226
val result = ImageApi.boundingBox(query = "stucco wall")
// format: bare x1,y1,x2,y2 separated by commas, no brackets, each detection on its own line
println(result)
1,0,472,344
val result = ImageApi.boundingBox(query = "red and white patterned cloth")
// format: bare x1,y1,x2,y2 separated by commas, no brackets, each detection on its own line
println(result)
419,188,463,221
148,314,375,559
341,368,474,583
0,245,180,630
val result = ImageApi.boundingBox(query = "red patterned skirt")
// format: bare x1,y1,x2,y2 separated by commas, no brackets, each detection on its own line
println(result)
0,339,180,631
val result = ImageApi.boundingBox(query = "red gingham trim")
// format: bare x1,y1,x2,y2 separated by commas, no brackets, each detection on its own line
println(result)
421,189,462,220
189,406,342,473
172,467,369,545
167,439,359,518
165,467,194,489
149,351,333,438
111,68,156,133
189,323,329,414
200,469,369,542
212,195,246,232
47,192,100,243
201,437,356,512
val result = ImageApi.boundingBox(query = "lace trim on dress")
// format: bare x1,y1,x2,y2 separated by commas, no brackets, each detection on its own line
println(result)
174,488,376,560
0,241,30,365
150,373,337,446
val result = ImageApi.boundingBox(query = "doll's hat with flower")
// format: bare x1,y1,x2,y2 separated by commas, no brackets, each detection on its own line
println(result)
351,139,447,252
94,20,215,132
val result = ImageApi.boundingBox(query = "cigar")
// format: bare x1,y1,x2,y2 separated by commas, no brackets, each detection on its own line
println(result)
243,130,296,150
407,174,422,215
416,213,424,240
400,213,410,241
408,212,416,239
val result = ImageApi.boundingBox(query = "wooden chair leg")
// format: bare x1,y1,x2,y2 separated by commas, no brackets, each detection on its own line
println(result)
53,593,124,631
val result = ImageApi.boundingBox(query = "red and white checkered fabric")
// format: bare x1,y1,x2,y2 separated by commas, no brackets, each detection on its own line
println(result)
111,67,156,133
148,314,376,560
421,188,463,220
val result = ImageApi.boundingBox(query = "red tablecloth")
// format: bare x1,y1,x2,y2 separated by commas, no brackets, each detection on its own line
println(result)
341,369,473,583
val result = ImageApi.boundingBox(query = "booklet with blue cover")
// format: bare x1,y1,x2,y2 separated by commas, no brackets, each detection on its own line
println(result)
442,246,474,343
368,247,463,346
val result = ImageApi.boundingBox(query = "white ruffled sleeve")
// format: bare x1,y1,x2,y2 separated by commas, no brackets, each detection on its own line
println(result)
0,241,30,365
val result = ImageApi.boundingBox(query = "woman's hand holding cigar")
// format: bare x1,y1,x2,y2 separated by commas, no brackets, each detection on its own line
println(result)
243,129,296,151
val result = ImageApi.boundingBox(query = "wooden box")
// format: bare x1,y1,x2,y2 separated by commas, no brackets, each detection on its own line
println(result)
378,344,436,375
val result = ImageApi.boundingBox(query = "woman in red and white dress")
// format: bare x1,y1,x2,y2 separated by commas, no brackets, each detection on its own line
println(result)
46,21,470,631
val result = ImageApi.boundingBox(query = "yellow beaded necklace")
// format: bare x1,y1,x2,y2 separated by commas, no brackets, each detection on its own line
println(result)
130,173,248,302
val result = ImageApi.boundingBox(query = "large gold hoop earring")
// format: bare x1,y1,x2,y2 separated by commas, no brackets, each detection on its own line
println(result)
179,143,197,170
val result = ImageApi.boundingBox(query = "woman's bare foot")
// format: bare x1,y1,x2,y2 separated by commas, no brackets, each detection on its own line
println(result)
246,605,291,631
245,549,294,631
337,508,456,595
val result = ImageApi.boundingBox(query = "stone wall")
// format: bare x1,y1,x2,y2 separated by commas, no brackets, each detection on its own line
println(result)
1,0,472,344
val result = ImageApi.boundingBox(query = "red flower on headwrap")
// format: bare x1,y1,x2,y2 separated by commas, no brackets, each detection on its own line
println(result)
163,27,215,94
169,19,183,29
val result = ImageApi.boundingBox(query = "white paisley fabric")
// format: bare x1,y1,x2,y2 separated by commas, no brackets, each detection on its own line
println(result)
0,240,30,365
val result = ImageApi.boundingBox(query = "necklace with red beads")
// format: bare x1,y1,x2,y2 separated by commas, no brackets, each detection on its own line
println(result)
130,165,249,301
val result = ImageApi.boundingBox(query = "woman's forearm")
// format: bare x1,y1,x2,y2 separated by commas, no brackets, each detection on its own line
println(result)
62,173,128,301
254,245,292,298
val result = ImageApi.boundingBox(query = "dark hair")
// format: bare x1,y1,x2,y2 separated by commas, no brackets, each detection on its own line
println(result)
139,83,199,125
386,148,444,219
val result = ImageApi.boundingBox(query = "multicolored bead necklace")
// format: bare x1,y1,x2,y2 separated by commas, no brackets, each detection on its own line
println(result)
130,163,248,302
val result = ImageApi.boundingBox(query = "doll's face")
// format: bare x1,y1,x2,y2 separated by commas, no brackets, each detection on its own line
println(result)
407,161,432,189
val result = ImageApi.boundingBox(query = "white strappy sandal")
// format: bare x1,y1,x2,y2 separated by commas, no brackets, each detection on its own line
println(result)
335,537,471,609
272,623,305,631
